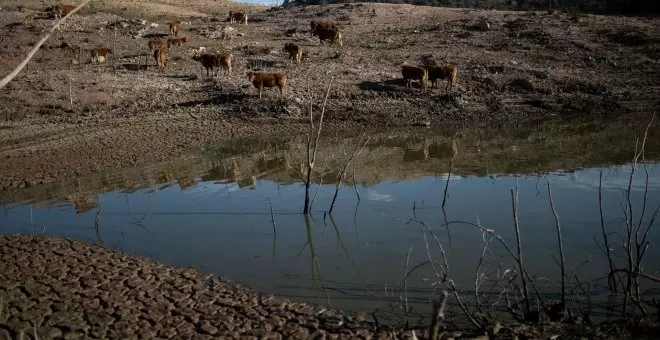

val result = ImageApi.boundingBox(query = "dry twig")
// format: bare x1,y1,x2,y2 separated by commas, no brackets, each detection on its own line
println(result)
0,0,93,89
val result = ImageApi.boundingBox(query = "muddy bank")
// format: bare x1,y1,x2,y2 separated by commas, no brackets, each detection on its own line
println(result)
0,115,315,191
1,114,658,212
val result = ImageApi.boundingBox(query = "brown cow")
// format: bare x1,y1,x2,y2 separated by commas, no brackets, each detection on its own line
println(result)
228,11,248,25
315,27,343,48
425,64,458,91
401,65,428,90
90,47,112,64
193,53,221,77
167,37,187,48
154,47,167,72
148,39,166,52
170,20,181,37
217,52,233,75
283,43,302,66
52,4,75,19
247,72,287,99
310,19,337,36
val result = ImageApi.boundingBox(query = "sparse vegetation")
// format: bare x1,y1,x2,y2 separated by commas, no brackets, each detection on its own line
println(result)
284,0,660,16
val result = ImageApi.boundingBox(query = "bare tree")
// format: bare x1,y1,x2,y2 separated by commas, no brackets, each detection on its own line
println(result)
302,78,333,214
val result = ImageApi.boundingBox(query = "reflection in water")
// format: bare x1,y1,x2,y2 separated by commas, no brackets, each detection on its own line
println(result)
1,117,660,325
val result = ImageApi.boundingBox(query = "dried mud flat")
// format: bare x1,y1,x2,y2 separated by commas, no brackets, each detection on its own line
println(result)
0,234,391,339
2,234,655,340
0,0,659,191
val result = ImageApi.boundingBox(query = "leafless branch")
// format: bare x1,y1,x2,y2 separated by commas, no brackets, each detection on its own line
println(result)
0,0,93,89
599,171,617,292
429,291,449,340
547,180,566,310
303,77,333,214
329,133,370,214
511,185,531,318
403,245,413,326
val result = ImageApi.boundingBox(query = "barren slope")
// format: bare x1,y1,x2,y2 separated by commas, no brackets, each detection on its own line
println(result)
0,1,658,189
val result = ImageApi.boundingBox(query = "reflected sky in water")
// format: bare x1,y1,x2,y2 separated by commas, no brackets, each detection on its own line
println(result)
2,161,659,320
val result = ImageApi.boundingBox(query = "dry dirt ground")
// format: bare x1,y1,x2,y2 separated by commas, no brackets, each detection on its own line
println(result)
0,0,659,190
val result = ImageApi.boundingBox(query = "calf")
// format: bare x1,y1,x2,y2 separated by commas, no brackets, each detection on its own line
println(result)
425,64,458,91
167,37,187,48
247,72,287,99
148,39,166,52
283,43,302,66
310,19,337,36
217,52,233,75
228,11,248,25
401,65,428,90
154,47,167,72
170,20,181,37
315,27,343,48
221,26,235,41
90,47,112,64
53,4,75,19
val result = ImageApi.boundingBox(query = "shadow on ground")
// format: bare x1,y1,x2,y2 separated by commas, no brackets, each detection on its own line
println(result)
359,78,404,92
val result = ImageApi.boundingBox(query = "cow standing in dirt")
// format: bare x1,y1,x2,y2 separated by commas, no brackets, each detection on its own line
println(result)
90,47,112,64
228,11,248,25
401,65,428,89
310,19,337,36
247,72,287,99
314,27,343,48
283,43,303,66
52,4,75,19
154,47,167,72
170,21,181,37
425,64,458,90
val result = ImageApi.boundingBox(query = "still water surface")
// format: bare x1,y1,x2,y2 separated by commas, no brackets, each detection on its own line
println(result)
2,121,659,324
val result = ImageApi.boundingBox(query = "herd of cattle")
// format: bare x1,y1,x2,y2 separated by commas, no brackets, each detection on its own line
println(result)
49,3,458,99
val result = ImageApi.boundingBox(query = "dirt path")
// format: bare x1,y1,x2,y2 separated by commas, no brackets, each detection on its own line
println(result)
0,1,658,190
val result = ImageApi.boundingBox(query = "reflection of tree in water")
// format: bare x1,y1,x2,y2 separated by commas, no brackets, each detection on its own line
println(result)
327,214,367,285
298,215,327,301
94,195,104,246
293,213,371,306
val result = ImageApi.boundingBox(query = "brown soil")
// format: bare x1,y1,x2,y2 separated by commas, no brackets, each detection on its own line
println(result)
0,0,659,190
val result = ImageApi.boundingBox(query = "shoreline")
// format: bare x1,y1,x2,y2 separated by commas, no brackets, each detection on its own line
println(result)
0,233,397,339
2,233,657,339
